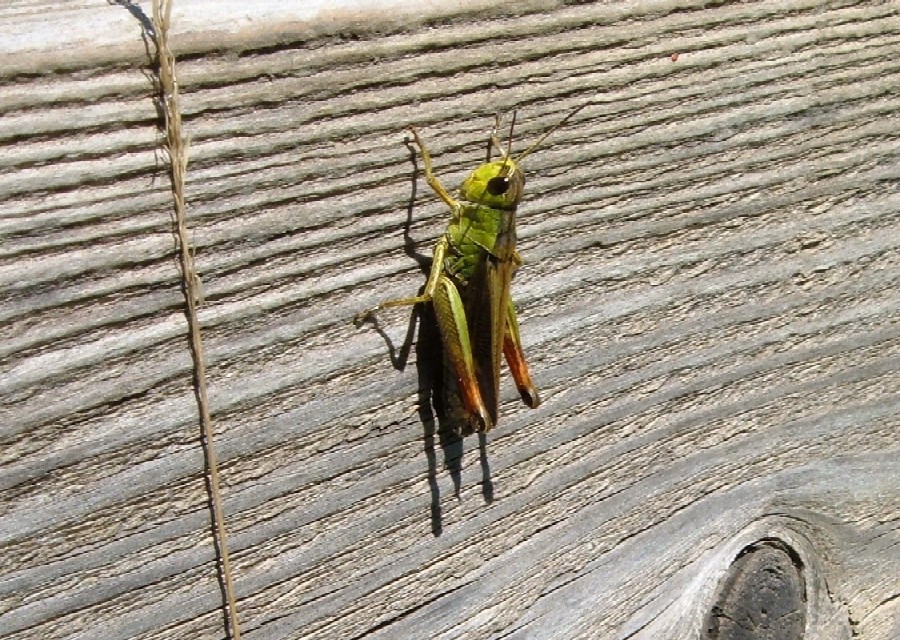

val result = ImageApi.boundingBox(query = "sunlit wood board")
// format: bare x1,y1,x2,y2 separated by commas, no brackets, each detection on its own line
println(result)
1,1,898,639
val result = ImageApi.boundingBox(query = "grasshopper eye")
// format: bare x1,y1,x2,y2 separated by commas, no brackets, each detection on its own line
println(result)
487,176,511,195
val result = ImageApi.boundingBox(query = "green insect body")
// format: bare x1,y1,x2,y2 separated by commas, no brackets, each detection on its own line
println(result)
358,108,583,433
436,156,534,434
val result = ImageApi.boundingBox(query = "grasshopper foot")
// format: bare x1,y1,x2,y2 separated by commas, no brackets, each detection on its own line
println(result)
519,386,540,409
474,406,493,434
353,308,377,326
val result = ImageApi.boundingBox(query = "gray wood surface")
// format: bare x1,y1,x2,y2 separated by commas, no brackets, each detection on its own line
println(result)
2,1,899,639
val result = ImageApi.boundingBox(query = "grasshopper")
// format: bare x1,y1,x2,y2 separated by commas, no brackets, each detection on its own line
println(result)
357,107,584,433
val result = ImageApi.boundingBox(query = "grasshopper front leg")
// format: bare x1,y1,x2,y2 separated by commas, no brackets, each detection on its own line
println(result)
354,127,458,324
408,126,457,209
354,236,447,323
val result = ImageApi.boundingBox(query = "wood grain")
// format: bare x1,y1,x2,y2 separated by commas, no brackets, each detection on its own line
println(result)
1,1,898,639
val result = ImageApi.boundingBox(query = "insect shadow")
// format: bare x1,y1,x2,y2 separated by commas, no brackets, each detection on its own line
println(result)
362,136,495,536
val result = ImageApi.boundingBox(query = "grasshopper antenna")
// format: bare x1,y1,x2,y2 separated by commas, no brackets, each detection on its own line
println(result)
504,110,517,163
515,102,587,164
497,110,517,178
487,113,502,162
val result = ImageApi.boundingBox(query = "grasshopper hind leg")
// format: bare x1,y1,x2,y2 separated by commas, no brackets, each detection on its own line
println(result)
503,298,541,409
432,275,494,432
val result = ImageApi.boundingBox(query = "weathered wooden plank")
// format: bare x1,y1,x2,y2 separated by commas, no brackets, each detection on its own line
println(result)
1,1,898,639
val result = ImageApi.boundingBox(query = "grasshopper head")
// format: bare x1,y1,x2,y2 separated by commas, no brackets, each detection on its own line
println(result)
459,160,525,210
458,105,586,209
